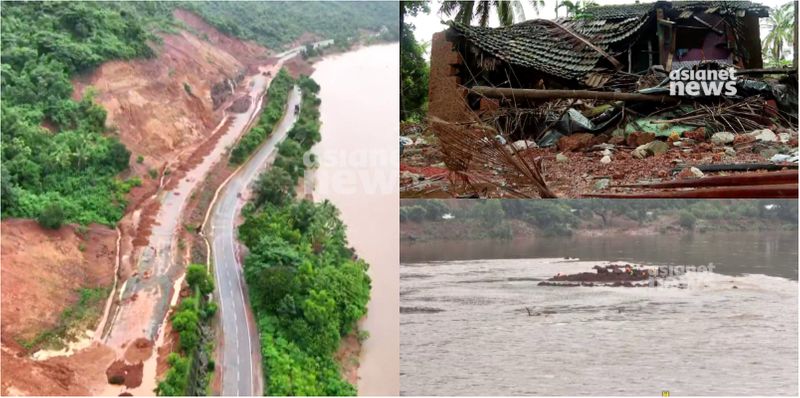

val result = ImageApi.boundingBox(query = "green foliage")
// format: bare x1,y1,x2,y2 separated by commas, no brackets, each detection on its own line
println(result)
0,2,163,226
183,2,398,49
762,3,796,68
230,69,294,164
400,2,430,121
156,353,191,396
241,201,371,395
186,264,214,295
401,200,798,236
37,202,66,229
20,287,108,351
679,211,697,230
237,76,370,395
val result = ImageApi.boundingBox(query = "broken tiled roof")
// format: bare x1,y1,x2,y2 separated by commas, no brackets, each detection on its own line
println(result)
448,0,769,80
583,1,770,19
449,15,650,80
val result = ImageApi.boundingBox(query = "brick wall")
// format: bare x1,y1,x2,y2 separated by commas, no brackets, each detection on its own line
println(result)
427,31,471,123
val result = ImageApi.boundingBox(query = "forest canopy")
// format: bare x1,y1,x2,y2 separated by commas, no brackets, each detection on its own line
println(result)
0,2,164,226
182,1,399,49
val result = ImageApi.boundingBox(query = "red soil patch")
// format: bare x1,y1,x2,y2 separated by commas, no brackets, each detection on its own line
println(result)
1,219,116,343
106,359,144,388
123,338,153,363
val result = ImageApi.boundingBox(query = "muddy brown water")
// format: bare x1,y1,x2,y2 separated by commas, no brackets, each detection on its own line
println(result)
401,231,798,395
312,43,399,395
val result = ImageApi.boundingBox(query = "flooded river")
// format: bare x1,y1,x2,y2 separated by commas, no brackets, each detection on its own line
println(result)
312,43,399,395
401,232,798,395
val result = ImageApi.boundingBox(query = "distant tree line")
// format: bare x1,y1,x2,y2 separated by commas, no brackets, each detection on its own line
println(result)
401,199,799,237
182,1,398,50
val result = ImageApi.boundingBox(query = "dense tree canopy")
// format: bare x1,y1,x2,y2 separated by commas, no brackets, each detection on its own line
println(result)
0,2,165,226
183,1,398,49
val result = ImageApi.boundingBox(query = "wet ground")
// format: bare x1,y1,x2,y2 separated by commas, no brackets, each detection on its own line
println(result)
400,126,798,198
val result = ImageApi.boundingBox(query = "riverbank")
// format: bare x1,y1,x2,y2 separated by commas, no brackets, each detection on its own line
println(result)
311,42,399,395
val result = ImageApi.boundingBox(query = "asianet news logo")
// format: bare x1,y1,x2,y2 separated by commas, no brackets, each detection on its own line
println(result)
669,67,738,96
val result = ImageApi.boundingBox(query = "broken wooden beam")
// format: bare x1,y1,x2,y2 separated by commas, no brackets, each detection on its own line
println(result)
672,163,798,173
583,184,798,199
612,170,798,189
470,87,680,103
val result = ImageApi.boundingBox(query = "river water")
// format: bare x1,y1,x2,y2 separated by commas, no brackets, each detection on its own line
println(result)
401,232,798,395
312,43,399,395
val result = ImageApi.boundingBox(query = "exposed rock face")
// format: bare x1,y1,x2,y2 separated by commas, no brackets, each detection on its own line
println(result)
212,71,247,110
227,95,253,113
71,9,269,166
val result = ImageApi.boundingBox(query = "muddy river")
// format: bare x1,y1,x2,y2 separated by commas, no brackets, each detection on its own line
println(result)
401,232,798,395
312,43,399,395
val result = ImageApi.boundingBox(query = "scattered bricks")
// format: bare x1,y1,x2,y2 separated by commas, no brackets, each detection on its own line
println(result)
684,127,707,142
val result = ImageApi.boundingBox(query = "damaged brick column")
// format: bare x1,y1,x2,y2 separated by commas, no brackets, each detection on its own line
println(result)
428,31,471,122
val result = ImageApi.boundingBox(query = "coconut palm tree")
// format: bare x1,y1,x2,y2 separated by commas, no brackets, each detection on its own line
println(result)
555,0,598,18
439,0,528,27
761,2,795,67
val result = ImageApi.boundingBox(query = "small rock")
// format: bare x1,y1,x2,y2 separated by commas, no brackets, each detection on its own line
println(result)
601,148,612,157
724,147,736,157
749,129,777,142
632,141,670,159
608,135,626,145
557,133,595,152
494,135,507,145
673,141,683,147
510,139,538,151
689,167,704,178
556,153,569,163
778,133,791,143
594,178,610,190
626,131,656,147
600,155,612,164
710,132,735,145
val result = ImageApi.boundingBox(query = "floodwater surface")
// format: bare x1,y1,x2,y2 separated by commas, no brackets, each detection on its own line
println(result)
401,232,798,395
312,43,399,395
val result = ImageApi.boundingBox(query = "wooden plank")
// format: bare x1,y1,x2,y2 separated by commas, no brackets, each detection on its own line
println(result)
470,86,680,103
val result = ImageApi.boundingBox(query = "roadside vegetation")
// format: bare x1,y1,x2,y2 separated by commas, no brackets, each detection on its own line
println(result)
157,264,217,396
182,2,398,50
235,77,372,395
401,199,800,240
229,69,294,165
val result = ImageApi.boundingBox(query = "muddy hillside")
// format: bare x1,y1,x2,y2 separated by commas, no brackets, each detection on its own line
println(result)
0,10,274,395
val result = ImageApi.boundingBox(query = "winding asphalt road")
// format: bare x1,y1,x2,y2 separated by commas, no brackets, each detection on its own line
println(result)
209,86,302,396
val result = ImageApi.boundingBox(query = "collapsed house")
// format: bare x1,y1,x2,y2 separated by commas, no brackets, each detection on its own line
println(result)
416,0,798,198
429,0,773,123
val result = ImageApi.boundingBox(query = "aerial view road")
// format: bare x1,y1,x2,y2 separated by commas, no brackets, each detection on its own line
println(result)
208,87,302,396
